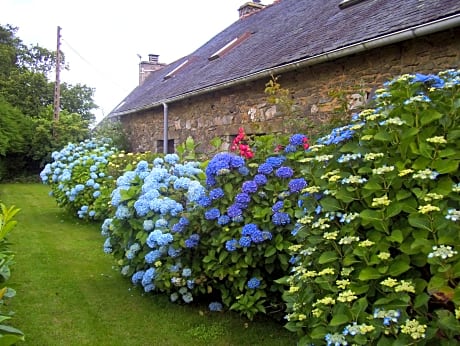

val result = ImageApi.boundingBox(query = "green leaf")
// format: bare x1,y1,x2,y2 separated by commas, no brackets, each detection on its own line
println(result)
320,197,341,211
385,202,402,218
329,313,349,326
358,267,382,280
363,180,382,191
374,130,392,142
420,109,443,126
388,229,403,243
360,209,382,224
318,251,338,264
414,293,430,308
396,189,412,201
264,246,276,258
408,214,431,231
388,257,411,276
432,159,459,174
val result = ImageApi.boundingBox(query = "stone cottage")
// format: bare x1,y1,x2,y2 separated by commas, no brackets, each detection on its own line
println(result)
108,0,460,153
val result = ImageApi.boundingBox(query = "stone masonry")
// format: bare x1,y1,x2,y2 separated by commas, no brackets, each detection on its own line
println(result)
120,28,460,154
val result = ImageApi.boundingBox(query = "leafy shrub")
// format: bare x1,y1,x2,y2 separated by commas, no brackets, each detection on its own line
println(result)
283,70,460,345
40,138,119,220
101,153,210,303
193,129,311,319
0,203,25,344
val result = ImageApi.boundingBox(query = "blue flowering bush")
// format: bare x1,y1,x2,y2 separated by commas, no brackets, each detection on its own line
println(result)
193,132,311,319
40,138,119,220
101,154,210,303
282,70,460,345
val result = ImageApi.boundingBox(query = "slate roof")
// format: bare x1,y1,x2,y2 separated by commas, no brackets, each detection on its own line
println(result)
111,0,460,116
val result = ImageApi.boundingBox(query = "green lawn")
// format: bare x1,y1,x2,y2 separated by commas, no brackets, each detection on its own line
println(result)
0,183,297,346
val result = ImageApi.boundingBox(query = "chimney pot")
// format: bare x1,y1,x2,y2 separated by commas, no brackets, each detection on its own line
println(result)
238,1,265,18
148,54,159,63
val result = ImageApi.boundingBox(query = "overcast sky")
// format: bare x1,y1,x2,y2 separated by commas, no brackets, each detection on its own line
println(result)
1,0,274,122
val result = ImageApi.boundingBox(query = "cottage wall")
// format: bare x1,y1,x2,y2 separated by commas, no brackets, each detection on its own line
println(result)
120,28,460,153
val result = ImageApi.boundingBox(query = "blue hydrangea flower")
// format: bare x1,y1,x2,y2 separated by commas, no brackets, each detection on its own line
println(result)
284,144,297,153
145,250,162,264
141,268,156,287
266,156,286,167
227,204,243,218
272,212,291,225
288,178,307,193
134,199,150,217
247,277,261,289
182,268,192,277
171,223,184,233
238,166,250,176
242,180,258,194
235,193,251,207
209,188,225,200
275,166,294,179
179,217,189,226
272,200,284,212
167,246,181,258
197,196,212,208
289,134,307,146
209,302,223,312
217,214,231,225
317,125,355,145
143,219,154,231
242,223,259,237
185,234,200,248
239,236,251,247
164,153,180,164
205,208,221,220
115,205,130,219
258,163,273,175
254,174,267,186
225,239,238,251
131,270,145,285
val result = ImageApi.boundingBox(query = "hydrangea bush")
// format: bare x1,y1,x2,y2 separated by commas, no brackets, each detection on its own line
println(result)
283,70,460,345
101,154,210,304
40,138,119,220
193,131,311,319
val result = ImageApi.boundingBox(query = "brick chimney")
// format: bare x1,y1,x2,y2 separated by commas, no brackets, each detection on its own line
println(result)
238,1,265,18
139,54,165,85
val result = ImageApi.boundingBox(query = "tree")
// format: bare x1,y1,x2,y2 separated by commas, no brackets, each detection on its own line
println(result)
60,83,97,122
0,23,97,179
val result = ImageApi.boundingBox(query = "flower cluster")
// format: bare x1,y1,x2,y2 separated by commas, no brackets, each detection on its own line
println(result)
40,138,119,220
102,153,208,304
230,127,254,159
282,69,460,345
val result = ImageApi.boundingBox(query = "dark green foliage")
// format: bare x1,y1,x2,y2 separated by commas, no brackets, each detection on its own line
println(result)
0,23,97,179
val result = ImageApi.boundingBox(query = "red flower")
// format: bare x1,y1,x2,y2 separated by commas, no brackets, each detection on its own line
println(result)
303,137,310,150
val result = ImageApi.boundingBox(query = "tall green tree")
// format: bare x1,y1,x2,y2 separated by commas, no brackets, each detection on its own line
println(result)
0,23,97,179
61,83,97,122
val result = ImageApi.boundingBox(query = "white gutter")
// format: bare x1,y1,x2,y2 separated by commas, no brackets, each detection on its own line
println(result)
110,13,460,118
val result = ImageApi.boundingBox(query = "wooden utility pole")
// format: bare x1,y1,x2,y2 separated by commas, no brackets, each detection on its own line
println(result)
53,26,61,124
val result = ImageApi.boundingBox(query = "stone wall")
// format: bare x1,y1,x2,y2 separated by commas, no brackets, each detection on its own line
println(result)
120,28,460,153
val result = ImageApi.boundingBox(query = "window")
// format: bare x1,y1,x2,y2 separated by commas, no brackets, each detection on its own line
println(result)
339,0,366,9
208,32,251,61
157,139,175,154
164,59,189,80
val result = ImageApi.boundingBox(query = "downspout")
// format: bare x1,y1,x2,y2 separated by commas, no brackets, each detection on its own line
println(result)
162,102,168,154
110,13,460,118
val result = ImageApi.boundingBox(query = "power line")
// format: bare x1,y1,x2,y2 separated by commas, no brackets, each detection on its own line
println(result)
61,38,131,93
